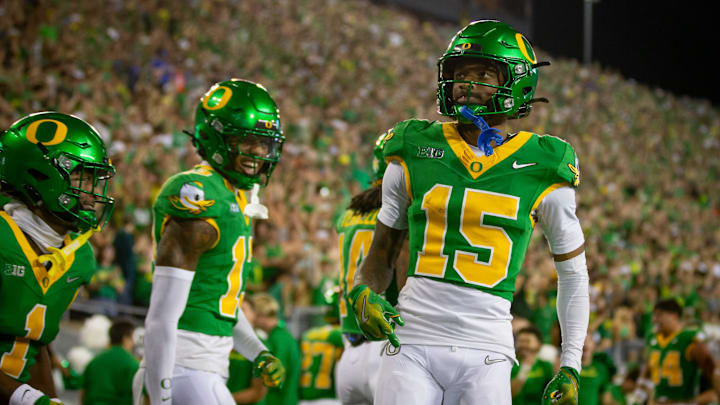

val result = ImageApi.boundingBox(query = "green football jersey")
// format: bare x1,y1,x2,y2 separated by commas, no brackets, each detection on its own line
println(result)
335,209,378,335
383,120,579,301
0,211,96,382
299,325,344,400
511,358,554,405
153,164,254,337
647,329,702,401
227,350,254,395
578,353,616,405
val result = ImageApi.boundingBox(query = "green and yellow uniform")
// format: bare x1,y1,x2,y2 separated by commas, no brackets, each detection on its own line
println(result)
0,212,96,383
647,329,704,402
511,359,554,404
82,345,139,405
153,163,254,336
336,209,379,335
578,353,616,405
383,120,578,299
299,325,343,400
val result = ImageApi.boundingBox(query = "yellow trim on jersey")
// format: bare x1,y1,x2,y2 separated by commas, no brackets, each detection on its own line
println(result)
203,218,221,250
384,156,413,200
657,330,682,349
529,182,572,227
442,124,533,180
0,212,76,294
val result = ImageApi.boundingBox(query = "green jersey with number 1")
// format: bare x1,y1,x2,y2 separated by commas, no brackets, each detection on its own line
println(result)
0,212,96,382
383,119,579,301
153,164,253,337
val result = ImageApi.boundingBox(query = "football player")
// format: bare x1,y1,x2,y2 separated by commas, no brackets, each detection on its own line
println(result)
638,298,716,404
0,112,115,405
350,20,589,404
133,79,286,405
298,287,343,405
334,133,407,405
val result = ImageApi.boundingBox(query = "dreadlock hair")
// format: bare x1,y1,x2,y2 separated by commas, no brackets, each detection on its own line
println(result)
347,183,382,215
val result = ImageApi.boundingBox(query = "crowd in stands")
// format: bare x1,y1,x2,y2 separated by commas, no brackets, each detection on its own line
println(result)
2,0,720,402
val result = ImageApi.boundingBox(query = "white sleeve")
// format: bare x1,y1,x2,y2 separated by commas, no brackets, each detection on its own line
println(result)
143,266,195,405
536,187,584,254
537,186,589,373
377,161,410,229
232,306,268,361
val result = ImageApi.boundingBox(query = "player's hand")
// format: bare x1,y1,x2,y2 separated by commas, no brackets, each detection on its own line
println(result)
542,366,579,405
253,350,285,388
348,284,404,348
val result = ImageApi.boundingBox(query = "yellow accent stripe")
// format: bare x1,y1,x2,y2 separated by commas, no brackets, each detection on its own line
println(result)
203,218,221,250
0,212,75,294
442,124,533,180
657,330,681,349
529,182,571,227
385,157,412,201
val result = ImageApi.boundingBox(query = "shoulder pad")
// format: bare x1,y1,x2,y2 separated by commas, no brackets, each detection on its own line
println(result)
157,170,222,219
382,119,435,161
538,134,580,187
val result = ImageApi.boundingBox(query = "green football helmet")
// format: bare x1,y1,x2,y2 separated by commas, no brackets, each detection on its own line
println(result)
437,20,549,121
0,112,115,231
370,130,391,185
192,79,284,189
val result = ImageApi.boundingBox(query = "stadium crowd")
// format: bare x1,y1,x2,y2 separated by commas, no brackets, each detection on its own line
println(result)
2,0,719,403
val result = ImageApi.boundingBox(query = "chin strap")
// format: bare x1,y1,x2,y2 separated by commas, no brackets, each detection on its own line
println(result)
37,226,100,276
459,106,504,156
243,183,269,219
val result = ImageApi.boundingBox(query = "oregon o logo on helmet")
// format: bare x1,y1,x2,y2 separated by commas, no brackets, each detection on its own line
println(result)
461,42,472,50
264,121,273,129
25,119,68,146
202,86,233,110
515,33,537,64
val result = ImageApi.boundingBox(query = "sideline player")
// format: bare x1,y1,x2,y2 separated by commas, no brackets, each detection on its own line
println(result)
0,112,115,404
134,79,286,405
638,299,716,404
334,134,407,404
351,20,589,404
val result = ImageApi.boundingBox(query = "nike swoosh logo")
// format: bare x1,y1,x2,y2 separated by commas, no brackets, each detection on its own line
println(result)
361,295,370,323
484,355,506,365
162,397,171,402
66,276,80,283
512,160,536,169
21,389,31,400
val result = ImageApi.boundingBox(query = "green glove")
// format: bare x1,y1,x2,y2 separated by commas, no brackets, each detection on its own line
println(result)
542,366,579,405
348,284,404,347
253,350,286,388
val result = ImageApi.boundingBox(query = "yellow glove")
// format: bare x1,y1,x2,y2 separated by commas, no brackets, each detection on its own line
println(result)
348,284,404,347
253,350,285,388
542,367,579,405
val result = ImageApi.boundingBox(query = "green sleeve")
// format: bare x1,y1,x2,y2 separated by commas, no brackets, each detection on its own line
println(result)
537,135,580,188
75,242,98,284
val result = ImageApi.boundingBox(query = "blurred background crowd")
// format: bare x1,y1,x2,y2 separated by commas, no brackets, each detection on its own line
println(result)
2,0,719,404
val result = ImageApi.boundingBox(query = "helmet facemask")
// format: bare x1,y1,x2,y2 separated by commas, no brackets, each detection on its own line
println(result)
55,154,115,231
439,56,520,122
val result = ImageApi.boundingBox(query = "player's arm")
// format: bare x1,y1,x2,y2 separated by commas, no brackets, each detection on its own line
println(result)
351,161,408,347
27,345,56,398
143,217,217,404
231,377,267,403
689,339,717,404
538,186,589,404
393,237,410,291
233,313,284,388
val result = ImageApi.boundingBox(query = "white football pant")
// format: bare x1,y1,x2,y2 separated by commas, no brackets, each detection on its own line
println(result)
374,344,512,405
132,365,235,405
334,340,384,405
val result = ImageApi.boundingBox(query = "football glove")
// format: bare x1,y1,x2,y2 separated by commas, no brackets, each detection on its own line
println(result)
542,366,579,405
348,284,404,348
253,350,285,388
